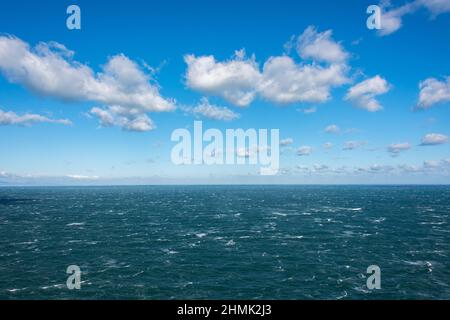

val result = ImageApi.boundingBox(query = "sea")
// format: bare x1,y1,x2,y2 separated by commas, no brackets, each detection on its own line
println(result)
0,185,449,299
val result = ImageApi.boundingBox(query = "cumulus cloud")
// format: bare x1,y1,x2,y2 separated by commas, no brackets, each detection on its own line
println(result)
89,107,115,127
89,106,156,132
343,141,365,150
378,2,418,36
184,50,260,107
297,146,312,156
259,56,349,104
189,98,239,121
121,116,155,132
280,138,294,146
67,174,99,181
292,157,450,178
378,0,450,36
0,36,175,131
424,160,441,169
325,124,340,134
296,26,349,63
293,159,450,177
419,0,450,15
0,171,103,185
298,106,317,114
391,160,450,174
296,164,349,175
356,164,395,173
345,75,390,111
312,164,330,172
417,76,450,108
323,142,333,149
420,133,449,145
0,108,71,126
388,142,412,155
184,26,350,107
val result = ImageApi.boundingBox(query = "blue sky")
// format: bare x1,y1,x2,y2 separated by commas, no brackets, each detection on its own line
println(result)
0,0,449,185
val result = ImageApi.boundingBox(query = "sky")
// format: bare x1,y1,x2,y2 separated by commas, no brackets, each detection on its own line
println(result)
0,0,449,185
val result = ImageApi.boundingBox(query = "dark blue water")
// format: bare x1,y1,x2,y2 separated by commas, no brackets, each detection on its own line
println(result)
0,185,449,299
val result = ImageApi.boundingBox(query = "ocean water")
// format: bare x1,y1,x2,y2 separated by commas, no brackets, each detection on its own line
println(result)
0,185,449,300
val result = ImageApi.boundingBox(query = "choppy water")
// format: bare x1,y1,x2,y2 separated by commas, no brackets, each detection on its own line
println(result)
0,185,449,299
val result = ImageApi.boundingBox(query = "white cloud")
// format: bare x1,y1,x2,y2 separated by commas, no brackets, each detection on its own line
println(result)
399,159,450,172
0,171,106,185
190,98,239,121
398,164,422,173
121,115,155,132
280,138,294,146
325,124,340,134
399,159,450,173
345,75,390,111
378,0,450,36
184,26,350,107
360,164,395,173
67,175,99,181
417,0,450,15
388,142,412,154
290,158,450,178
378,2,417,36
259,56,349,104
323,142,333,149
420,133,449,145
312,164,330,172
0,108,71,126
297,106,317,114
417,76,450,108
0,36,175,131
89,107,115,127
184,50,260,107
296,26,349,63
345,128,360,134
343,141,365,150
423,160,440,169
89,106,156,132
297,146,312,156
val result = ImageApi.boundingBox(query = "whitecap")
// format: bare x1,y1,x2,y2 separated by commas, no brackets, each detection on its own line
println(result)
286,235,304,239
336,290,348,300
272,212,287,217
163,249,178,255
195,233,207,238
7,288,27,293
66,222,86,227
41,284,65,290
353,286,370,294
403,260,433,272
225,240,236,246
